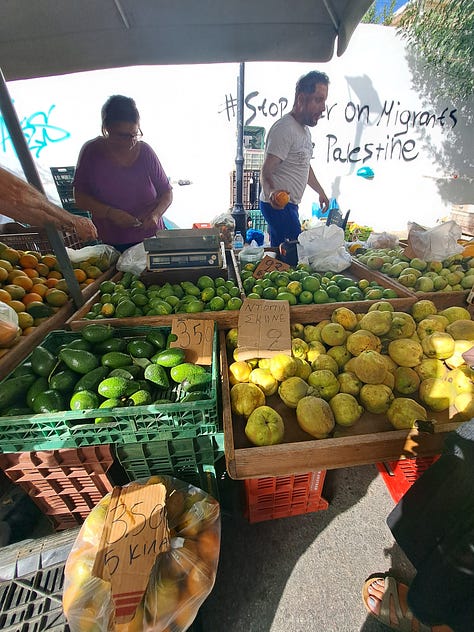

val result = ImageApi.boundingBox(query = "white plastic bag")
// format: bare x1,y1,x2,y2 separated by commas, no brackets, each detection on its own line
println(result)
0,301,19,348
366,231,399,249
66,244,120,268
297,224,351,272
116,242,147,276
406,221,463,262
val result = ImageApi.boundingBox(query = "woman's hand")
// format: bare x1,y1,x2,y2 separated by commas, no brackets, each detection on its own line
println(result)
108,208,142,228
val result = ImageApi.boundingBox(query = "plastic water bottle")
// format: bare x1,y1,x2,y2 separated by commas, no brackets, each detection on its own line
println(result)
233,231,244,250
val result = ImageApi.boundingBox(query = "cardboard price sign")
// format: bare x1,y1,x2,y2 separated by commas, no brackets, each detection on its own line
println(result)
92,483,170,624
170,318,213,365
253,255,290,280
236,298,291,360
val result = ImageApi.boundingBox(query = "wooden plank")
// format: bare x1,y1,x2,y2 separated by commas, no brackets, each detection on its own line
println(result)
220,331,461,479
0,301,74,380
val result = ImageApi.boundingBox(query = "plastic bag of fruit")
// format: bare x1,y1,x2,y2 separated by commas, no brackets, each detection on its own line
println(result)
0,301,20,348
63,475,221,632
211,212,235,248
66,244,120,269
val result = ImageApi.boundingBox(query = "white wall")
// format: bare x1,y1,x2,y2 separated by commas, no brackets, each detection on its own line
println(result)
2,24,473,234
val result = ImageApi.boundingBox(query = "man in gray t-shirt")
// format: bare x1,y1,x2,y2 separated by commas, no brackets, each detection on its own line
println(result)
260,71,330,247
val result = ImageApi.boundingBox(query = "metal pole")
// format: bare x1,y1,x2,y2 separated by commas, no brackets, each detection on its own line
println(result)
0,69,84,307
231,62,247,237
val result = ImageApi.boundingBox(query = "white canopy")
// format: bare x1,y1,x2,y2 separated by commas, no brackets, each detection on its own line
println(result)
0,0,373,81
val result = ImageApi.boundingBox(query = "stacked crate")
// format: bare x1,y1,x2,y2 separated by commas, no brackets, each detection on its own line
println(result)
230,169,261,210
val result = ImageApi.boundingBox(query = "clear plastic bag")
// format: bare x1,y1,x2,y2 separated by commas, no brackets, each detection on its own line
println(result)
297,224,351,272
116,243,147,276
211,212,235,248
0,301,20,348
366,231,399,249
63,475,221,632
66,244,120,269
405,221,464,262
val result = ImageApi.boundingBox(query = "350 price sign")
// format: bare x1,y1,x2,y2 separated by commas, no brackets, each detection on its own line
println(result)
170,318,214,365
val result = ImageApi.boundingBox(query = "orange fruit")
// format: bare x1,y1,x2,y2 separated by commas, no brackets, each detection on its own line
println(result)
55,279,68,293
85,278,95,285
13,276,34,292
4,284,26,300
45,289,68,307
31,283,48,297
274,190,290,208
7,269,27,283
41,254,57,269
2,248,20,265
73,268,87,283
47,270,63,280
17,312,34,329
46,278,59,288
197,528,220,563
23,268,40,279
22,326,37,335
0,289,11,302
0,267,8,283
36,263,50,277
0,259,14,273
19,253,38,269
22,292,43,306
9,300,26,313
24,250,42,262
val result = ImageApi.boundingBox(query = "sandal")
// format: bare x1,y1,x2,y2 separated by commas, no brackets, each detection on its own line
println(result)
362,574,433,632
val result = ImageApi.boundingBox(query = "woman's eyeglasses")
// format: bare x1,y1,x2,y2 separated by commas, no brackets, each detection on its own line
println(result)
112,130,143,141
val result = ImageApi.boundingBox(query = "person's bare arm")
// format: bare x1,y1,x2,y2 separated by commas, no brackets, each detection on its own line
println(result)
261,154,290,209
308,166,329,211
0,168,97,240
74,188,140,228
138,188,173,233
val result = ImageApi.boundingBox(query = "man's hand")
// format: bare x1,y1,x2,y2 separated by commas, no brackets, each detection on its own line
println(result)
319,192,330,212
71,215,98,241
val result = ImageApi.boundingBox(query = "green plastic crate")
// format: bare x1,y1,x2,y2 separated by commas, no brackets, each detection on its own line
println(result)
247,209,268,233
116,436,224,499
0,326,220,453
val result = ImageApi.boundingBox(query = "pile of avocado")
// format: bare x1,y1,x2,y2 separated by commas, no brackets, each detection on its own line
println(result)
0,324,212,421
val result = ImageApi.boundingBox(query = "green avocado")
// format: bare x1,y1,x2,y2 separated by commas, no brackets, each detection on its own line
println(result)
170,363,206,384
31,346,57,377
59,348,99,374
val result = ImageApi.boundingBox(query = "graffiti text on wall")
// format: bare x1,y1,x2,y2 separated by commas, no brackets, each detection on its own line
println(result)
0,105,71,158
220,93,458,164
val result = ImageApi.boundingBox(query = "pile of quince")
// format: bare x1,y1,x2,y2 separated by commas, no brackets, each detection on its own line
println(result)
355,248,474,293
226,300,474,446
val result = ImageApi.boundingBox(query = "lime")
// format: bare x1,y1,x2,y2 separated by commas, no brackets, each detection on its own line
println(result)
326,285,341,299
100,281,116,294
157,286,175,299
165,295,180,308
240,270,253,280
276,273,290,287
243,277,256,292
130,280,146,291
100,293,112,305
183,300,205,313
358,279,370,290
114,300,136,318
286,281,302,296
337,290,353,302
383,289,398,298
269,270,280,282
302,276,320,292
220,292,231,303
227,297,243,310
243,263,256,271
209,296,226,311
246,293,261,300
298,290,313,304
201,287,216,302
131,293,148,307
313,289,330,304
214,277,226,288
337,277,355,291
365,289,383,300
276,292,297,305
148,298,172,314
262,286,278,300
225,280,235,291
172,284,184,298
252,285,264,296
229,286,241,297
197,275,215,290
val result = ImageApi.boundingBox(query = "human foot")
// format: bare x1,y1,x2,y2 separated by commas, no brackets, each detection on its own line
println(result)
362,575,452,632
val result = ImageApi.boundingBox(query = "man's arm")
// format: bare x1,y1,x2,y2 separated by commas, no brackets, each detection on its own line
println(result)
308,166,329,211
0,168,97,241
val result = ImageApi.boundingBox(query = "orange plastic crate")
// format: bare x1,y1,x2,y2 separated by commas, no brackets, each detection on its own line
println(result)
244,471,328,523
376,456,440,503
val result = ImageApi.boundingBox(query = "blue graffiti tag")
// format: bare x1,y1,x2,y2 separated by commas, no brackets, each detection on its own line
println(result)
0,104,70,157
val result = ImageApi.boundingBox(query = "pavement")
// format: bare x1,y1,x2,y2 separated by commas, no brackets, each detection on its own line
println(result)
200,463,416,632
18,461,417,632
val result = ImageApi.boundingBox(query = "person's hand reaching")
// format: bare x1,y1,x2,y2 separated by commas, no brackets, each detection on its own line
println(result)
71,215,98,241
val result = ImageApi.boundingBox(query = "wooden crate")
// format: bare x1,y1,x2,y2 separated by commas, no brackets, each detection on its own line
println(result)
450,204,474,236
220,331,461,479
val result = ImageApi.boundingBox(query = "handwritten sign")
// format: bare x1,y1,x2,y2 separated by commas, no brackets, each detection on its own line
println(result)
236,298,291,361
92,482,170,624
462,345,474,368
170,318,213,365
253,255,290,280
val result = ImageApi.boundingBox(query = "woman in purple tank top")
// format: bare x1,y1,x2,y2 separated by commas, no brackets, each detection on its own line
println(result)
73,95,173,251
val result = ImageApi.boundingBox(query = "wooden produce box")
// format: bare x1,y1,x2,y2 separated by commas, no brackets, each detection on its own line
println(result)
450,204,474,236
220,331,461,479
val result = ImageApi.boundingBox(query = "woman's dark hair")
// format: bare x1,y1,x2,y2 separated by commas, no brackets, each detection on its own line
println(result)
295,71,330,96
101,95,140,130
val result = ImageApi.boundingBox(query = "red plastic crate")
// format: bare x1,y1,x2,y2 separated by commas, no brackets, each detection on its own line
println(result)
0,446,114,530
244,471,328,523
376,456,440,503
